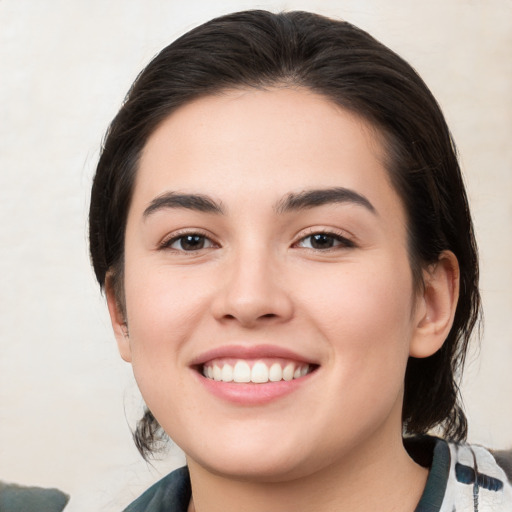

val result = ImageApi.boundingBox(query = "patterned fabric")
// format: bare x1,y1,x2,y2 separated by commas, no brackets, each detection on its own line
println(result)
122,438,512,511
437,442,512,511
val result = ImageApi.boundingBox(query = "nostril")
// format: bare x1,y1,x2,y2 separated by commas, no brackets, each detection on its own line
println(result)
222,312,277,321
219,311,281,328
213,290,294,326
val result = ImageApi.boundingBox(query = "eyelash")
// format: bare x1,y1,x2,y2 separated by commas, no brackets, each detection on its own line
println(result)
159,230,218,252
159,228,355,253
294,229,356,251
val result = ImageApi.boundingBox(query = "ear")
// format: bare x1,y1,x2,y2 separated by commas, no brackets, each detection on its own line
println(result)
105,274,132,363
409,251,460,358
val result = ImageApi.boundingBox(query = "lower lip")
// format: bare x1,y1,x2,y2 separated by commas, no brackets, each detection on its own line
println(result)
195,372,313,405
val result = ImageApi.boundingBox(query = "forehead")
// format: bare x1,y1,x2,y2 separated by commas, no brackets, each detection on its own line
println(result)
133,87,399,215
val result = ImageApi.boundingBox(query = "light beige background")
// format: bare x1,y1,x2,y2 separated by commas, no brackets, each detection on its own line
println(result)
0,0,511,510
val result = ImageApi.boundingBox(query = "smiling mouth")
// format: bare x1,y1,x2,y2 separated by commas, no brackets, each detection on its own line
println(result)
200,359,316,384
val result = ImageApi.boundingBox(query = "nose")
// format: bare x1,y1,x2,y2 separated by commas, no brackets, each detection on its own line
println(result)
210,250,294,328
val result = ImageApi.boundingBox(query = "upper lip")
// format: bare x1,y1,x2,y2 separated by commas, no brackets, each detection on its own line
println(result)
189,344,319,367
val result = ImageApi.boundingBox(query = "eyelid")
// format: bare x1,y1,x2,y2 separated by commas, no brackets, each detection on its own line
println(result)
292,227,357,249
158,228,219,251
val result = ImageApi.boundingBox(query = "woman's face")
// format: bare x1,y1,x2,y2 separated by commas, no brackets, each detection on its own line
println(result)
111,88,430,480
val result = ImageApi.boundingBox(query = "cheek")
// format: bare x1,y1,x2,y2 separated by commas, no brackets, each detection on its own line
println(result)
122,266,207,418
320,266,414,423
123,263,211,365
299,257,415,373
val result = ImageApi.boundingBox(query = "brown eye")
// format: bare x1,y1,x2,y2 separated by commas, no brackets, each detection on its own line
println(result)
165,234,214,251
309,234,336,249
297,233,354,250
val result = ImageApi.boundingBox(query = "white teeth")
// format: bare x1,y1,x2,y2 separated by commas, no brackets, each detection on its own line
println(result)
269,362,283,382
203,360,312,384
283,363,294,381
233,361,251,383
221,364,233,382
251,362,269,383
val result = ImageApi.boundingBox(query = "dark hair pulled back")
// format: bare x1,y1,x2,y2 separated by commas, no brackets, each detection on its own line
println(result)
89,10,480,458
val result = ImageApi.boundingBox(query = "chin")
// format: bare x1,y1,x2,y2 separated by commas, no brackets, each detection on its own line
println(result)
183,431,331,483
191,453,314,483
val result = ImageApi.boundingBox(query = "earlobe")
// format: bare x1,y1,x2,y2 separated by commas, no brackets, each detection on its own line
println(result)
409,251,460,358
105,275,132,363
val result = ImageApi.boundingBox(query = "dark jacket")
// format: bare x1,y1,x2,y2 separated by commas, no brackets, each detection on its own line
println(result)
0,481,69,512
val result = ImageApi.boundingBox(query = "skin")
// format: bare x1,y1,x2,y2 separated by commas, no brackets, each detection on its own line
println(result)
107,88,459,512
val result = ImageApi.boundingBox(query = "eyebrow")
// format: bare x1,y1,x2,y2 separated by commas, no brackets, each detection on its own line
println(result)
274,187,376,215
143,192,225,218
143,187,376,218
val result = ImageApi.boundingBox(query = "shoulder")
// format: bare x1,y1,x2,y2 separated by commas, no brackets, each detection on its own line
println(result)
407,436,512,511
490,448,512,482
443,439,512,510
123,466,191,512
447,440,512,486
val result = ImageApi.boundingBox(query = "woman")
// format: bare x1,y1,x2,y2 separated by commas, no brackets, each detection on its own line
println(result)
89,10,512,511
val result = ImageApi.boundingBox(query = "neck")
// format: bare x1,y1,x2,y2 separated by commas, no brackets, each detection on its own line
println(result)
187,431,428,512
